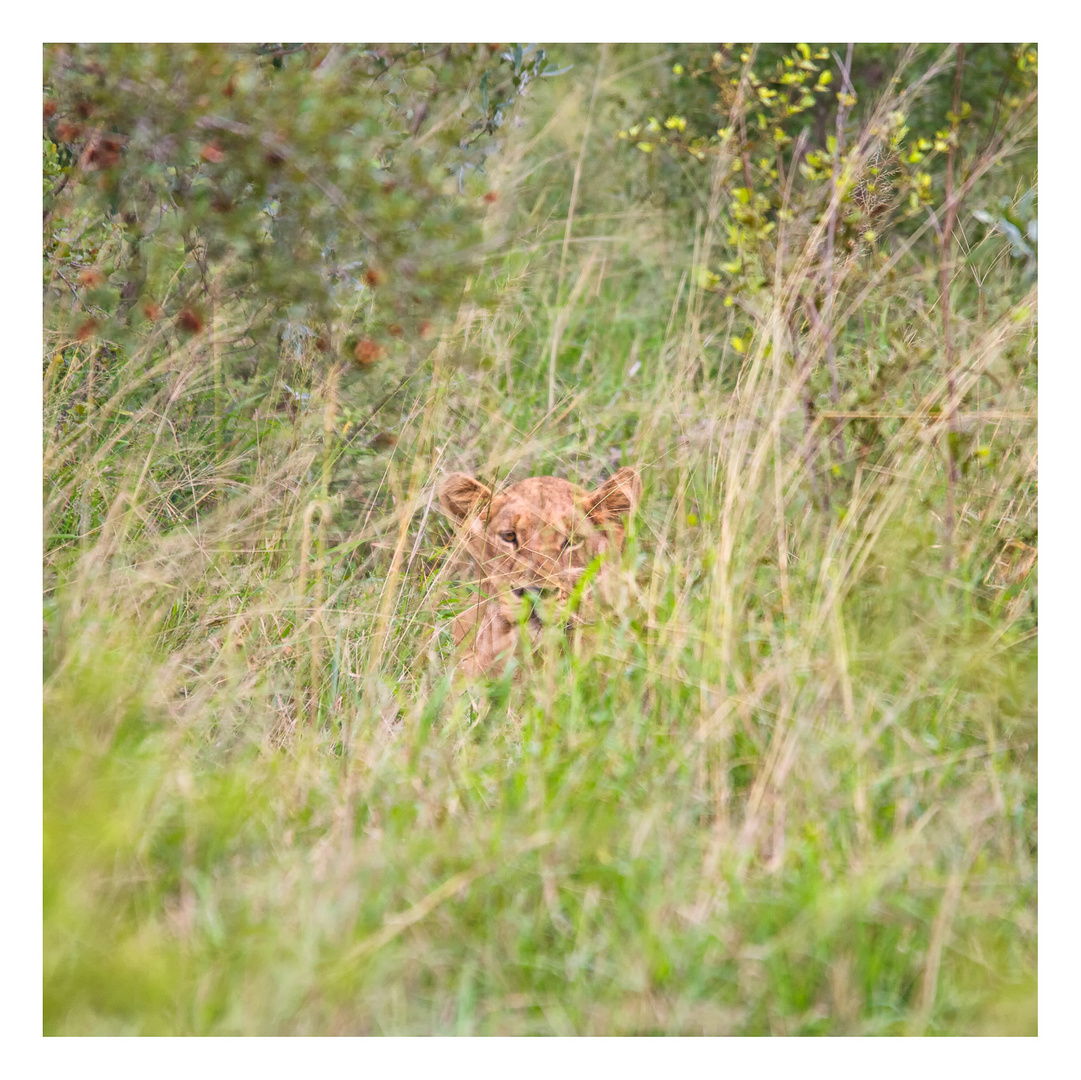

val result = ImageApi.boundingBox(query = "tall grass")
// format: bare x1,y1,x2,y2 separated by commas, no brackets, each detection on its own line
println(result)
43,48,1036,1034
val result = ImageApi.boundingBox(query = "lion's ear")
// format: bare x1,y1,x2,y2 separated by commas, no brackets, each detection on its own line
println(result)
439,472,492,523
585,467,641,525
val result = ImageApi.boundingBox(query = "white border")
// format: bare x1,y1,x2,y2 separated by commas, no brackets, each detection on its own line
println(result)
10,14,1066,1072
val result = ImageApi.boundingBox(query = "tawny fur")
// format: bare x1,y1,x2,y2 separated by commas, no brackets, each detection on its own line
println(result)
439,468,641,676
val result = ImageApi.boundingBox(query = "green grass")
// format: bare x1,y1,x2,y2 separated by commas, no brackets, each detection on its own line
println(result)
43,49,1036,1035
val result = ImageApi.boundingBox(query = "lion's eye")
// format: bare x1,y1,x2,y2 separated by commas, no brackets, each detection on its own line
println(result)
560,535,579,554
499,530,518,548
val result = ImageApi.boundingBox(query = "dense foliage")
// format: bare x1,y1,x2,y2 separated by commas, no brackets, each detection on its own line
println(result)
44,43,564,544
44,44,1036,1035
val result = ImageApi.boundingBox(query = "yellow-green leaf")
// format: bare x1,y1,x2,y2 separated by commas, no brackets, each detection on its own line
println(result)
694,266,720,289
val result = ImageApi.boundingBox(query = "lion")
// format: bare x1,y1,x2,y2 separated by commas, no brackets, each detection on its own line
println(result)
439,466,642,676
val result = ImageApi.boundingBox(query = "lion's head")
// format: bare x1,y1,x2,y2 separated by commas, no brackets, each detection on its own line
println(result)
440,467,641,657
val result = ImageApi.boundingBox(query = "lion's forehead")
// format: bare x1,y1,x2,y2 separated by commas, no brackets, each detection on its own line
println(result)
486,477,586,534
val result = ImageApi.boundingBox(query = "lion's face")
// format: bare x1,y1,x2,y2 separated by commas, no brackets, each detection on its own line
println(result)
440,468,641,629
